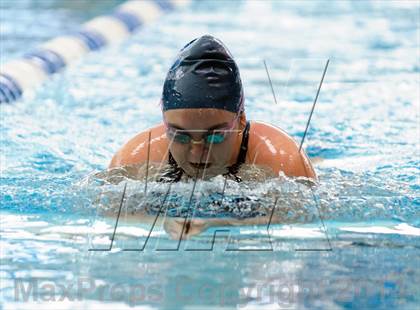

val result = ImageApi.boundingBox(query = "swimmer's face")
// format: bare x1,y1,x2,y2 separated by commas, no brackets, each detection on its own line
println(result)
163,108,244,179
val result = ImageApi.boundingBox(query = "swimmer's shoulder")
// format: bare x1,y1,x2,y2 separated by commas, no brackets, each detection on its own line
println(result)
247,121,316,179
109,123,169,168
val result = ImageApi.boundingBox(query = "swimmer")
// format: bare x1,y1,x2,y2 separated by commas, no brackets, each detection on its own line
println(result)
109,35,316,182
108,35,317,239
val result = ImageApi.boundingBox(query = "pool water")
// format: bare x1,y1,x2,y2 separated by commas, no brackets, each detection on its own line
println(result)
1,0,419,309
0,0,125,63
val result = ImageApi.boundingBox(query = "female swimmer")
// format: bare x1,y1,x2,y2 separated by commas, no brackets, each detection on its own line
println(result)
109,35,316,182
108,35,317,239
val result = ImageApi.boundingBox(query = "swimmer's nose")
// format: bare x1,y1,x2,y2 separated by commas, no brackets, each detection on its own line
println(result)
189,142,208,162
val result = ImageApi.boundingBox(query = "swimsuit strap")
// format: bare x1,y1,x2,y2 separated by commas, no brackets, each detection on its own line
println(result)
225,120,250,179
161,121,250,183
157,151,183,183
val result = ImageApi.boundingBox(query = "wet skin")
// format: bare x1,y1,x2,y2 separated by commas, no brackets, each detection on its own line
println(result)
109,108,316,180
163,108,246,178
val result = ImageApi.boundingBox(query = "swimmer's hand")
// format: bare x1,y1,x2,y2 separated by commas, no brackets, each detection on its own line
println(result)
163,215,281,240
164,218,209,240
92,163,167,185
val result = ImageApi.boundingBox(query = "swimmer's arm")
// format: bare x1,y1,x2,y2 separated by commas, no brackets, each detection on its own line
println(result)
247,122,317,180
266,148,317,180
117,213,287,240
163,215,286,239
250,144,317,180
109,124,168,169
201,214,283,228
109,132,153,168
247,149,317,180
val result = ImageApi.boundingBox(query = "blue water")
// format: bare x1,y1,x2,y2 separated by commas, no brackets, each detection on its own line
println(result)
0,0,125,63
1,0,419,309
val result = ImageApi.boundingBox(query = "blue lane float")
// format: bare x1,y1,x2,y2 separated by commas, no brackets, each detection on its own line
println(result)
74,30,107,51
155,0,175,12
111,11,143,33
0,74,23,103
0,0,191,104
24,49,66,75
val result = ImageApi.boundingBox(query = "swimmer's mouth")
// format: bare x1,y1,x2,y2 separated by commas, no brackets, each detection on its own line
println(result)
190,162,212,170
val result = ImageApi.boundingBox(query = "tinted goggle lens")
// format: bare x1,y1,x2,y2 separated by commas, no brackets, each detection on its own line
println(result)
172,132,226,145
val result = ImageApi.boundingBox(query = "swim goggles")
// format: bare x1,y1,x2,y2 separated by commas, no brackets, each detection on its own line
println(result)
164,115,240,146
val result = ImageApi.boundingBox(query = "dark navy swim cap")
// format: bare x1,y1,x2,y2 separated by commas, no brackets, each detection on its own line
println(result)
162,35,244,113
